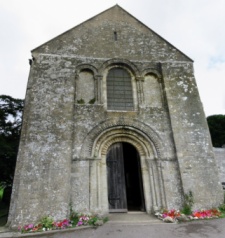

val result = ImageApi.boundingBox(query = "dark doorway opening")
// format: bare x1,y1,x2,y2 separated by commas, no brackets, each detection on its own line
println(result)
123,143,145,211
107,142,145,212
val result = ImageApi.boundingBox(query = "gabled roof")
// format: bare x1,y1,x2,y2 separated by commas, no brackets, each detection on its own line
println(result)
32,5,193,62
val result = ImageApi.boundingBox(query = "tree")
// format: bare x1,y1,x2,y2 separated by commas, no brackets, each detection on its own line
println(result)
207,114,225,148
0,95,24,188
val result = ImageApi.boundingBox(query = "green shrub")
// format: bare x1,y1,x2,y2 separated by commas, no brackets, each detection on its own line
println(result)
40,216,54,229
89,98,96,104
181,205,192,215
77,99,85,104
70,217,79,226
0,187,3,201
219,204,225,213
88,216,98,226
181,191,194,215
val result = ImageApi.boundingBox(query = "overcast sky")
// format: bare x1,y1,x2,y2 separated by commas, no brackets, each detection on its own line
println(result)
0,0,224,116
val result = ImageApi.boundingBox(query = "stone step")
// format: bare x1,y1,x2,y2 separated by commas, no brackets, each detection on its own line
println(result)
107,212,163,224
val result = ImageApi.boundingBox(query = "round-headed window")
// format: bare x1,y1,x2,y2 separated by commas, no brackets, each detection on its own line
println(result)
107,68,134,111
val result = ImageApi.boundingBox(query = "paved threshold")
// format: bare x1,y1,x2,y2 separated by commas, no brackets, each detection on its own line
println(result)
108,212,163,224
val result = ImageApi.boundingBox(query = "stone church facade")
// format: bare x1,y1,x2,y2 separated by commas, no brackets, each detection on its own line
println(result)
8,5,223,228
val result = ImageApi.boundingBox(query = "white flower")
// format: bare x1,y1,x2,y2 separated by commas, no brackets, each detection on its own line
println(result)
163,216,175,223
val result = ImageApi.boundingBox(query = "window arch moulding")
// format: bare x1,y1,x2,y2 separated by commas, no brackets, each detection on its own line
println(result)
99,58,141,77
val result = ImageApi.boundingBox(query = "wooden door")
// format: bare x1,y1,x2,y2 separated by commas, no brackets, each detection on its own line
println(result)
107,143,127,212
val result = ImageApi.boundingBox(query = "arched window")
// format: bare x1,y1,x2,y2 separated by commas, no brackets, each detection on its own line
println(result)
107,68,134,110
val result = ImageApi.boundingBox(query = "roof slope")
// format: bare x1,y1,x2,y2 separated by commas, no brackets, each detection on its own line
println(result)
32,5,192,62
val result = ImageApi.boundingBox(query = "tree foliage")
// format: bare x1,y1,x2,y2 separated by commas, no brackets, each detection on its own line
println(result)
0,95,24,187
207,114,225,148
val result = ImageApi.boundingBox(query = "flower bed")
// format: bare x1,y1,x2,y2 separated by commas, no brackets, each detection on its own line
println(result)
18,213,108,233
155,208,223,223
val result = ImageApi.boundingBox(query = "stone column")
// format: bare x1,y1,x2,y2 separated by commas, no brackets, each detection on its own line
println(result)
89,158,100,212
74,73,79,102
147,159,158,211
95,75,103,104
136,76,144,106
156,159,167,208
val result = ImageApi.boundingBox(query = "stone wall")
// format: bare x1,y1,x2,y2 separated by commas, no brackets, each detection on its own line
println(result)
214,148,225,183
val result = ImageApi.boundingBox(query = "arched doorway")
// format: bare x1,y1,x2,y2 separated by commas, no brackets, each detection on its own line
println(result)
83,122,165,214
107,142,145,212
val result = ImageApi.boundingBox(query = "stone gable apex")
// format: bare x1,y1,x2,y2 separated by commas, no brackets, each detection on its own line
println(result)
32,5,192,62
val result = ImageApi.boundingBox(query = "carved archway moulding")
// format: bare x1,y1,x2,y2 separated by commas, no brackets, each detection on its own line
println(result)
99,58,141,77
80,118,164,159
94,129,152,157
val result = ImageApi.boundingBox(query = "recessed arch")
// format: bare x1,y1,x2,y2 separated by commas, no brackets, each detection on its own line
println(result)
142,70,163,108
86,120,167,214
79,118,164,159
75,68,95,104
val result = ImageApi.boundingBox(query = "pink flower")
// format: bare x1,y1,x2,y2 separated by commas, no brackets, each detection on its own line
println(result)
62,219,70,226
28,224,34,229
77,221,83,226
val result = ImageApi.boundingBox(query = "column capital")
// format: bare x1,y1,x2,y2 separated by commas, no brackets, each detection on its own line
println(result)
136,76,144,81
95,74,103,80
